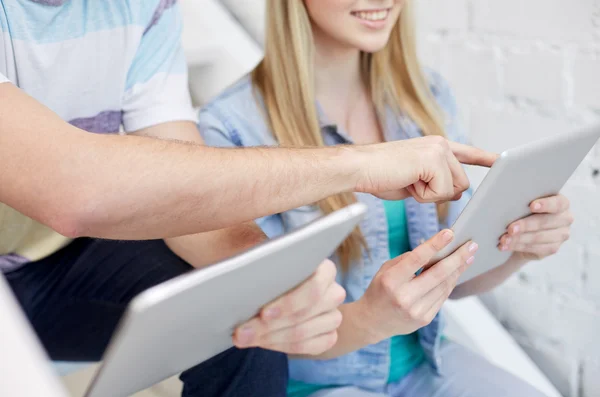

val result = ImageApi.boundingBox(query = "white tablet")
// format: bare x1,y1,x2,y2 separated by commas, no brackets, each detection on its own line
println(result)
84,203,367,397
430,125,600,284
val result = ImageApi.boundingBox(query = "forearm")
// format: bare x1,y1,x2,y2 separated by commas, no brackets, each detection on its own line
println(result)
450,255,529,299
292,301,379,360
165,222,267,268
0,84,360,239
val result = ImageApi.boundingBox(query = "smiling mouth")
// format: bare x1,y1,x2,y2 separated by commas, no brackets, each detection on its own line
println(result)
351,8,390,22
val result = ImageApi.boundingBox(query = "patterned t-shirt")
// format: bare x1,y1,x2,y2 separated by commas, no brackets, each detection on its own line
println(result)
0,0,196,272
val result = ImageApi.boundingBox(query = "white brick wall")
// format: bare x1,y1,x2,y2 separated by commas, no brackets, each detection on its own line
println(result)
416,1,600,396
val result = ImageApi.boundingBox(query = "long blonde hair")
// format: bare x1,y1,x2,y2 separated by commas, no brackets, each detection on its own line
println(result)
252,0,447,270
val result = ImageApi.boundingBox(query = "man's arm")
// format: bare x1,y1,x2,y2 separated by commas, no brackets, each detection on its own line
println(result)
132,120,269,267
0,83,358,240
0,86,495,241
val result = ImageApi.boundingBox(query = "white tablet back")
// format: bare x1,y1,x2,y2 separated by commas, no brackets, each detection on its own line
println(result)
432,125,600,284
85,203,366,397
0,275,68,397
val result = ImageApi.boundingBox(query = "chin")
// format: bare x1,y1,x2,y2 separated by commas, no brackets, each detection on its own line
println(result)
355,39,390,54
349,31,393,54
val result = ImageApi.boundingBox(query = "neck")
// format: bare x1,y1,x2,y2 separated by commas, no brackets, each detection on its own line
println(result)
312,30,364,103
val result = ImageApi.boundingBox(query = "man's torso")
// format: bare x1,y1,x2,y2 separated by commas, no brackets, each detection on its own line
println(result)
0,0,190,271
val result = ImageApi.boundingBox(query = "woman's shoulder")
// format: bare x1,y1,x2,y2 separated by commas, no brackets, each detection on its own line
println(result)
200,75,261,118
198,74,274,147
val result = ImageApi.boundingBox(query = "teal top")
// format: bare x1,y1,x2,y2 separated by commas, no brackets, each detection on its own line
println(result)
287,200,424,397
384,200,425,383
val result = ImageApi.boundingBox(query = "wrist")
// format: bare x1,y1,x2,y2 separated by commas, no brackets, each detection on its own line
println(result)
350,298,384,345
331,145,370,193
508,252,531,268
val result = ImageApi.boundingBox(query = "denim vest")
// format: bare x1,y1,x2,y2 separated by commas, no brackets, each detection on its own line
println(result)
198,72,472,393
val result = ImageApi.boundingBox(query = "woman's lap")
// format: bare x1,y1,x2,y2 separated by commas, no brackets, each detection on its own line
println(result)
309,388,385,397
389,340,548,397
308,340,548,397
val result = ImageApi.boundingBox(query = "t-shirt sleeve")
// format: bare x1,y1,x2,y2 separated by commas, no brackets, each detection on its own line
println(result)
122,2,196,132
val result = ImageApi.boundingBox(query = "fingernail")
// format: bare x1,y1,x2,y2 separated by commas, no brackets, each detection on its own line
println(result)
469,242,478,253
501,245,508,251
442,230,454,243
263,307,281,320
512,225,520,234
466,256,475,265
533,202,542,211
237,326,254,345
505,237,512,246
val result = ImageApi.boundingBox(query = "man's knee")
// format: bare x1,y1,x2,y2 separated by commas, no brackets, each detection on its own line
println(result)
180,347,288,397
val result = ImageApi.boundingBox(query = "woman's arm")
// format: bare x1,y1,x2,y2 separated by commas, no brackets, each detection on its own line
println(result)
291,300,379,360
449,255,529,299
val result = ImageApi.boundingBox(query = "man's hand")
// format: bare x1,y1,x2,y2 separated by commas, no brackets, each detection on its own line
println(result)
232,260,345,355
356,136,498,202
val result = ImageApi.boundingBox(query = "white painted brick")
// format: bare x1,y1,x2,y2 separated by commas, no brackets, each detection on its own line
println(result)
413,0,600,391
469,107,572,153
518,241,585,296
583,246,600,301
415,0,469,33
518,340,579,397
573,56,600,109
488,282,558,342
417,36,443,72
503,50,565,104
472,0,596,42
561,183,600,247
439,43,500,105
582,357,600,397
553,297,600,358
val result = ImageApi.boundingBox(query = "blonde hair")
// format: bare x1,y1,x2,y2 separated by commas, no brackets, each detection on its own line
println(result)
252,0,447,270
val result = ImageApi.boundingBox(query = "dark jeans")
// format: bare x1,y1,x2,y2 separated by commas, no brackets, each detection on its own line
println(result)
6,238,288,397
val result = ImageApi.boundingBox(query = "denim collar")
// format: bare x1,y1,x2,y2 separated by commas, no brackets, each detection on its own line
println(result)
316,101,417,144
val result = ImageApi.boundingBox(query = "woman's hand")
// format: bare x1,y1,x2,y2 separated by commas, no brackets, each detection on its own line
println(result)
498,194,573,261
356,229,478,343
232,260,346,355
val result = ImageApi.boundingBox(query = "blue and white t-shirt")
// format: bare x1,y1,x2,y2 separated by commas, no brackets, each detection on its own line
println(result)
0,0,197,272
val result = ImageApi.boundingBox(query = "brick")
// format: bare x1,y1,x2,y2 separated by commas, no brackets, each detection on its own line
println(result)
552,297,600,358
583,246,600,301
518,340,579,397
573,56,600,109
518,241,585,296
472,0,596,42
503,50,565,104
468,107,572,153
560,183,600,248
440,43,500,104
415,0,469,33
417,37,443,72
582,357,600,397
489,283,558,341
411,0,600,390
